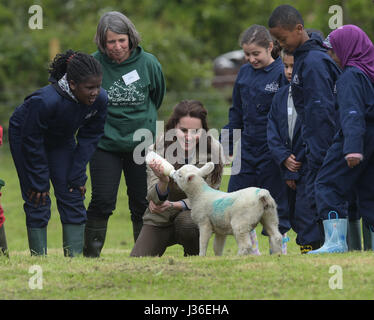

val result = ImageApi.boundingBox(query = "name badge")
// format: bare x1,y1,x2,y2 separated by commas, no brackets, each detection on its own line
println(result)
122,70,140,85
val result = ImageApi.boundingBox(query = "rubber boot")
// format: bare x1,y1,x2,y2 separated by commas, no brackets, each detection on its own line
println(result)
362,220,372,251
300,241,321,254
347,219,362,251
62,224,85,257
132,220,143,243
0,224,9,257
27,227,47,256
282,233,290,255
308,211,348,254
83,218,108,258
249,229,261,255
370,225,374,251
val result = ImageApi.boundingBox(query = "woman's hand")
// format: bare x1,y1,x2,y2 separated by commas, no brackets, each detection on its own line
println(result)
283,154,302,172
149,200,180,214
27,190,50,207
149,160,169,183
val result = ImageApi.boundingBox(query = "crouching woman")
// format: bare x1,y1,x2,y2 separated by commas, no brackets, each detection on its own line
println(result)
130,100,224,257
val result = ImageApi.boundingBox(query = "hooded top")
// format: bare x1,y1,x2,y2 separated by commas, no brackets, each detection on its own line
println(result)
291,32,341,168
93,46,166,153
324,25,374,84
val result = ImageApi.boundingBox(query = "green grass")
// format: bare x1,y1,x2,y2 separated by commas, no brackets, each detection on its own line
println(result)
1,147,374,300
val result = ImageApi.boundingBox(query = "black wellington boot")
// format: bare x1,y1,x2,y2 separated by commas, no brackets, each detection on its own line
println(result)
83,218,108,258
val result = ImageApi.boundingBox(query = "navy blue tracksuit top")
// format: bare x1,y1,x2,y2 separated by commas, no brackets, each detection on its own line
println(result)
291,33,341,169
267,85,306,181
9,84,108,193
222,57,286,164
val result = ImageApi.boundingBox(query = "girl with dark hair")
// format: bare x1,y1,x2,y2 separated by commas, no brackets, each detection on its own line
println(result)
8,50,107,257
221,25,291,254
130,100,224,257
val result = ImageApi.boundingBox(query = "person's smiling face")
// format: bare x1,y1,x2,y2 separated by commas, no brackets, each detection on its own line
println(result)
242,42,274,69
270,24,305,53
105,30,131,63
175,116,203,152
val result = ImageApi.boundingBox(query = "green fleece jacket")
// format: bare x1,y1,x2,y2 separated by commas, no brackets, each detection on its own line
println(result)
93,46,165,152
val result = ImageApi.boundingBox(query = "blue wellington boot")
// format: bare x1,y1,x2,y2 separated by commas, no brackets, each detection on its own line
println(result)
308,211,348,254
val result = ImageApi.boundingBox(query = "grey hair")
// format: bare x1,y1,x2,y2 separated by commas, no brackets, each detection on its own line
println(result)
95,11,141,53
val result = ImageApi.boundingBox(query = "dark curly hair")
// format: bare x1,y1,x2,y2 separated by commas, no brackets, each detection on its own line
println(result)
48,49,102,83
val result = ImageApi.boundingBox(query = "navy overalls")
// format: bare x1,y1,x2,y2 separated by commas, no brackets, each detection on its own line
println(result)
222,57,290,234
8,84,108,228
267,84,320,245
315,66,374,227
291,33,341,221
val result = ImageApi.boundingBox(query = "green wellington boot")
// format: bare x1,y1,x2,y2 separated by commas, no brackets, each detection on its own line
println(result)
27,227,47,256
347,219,362,251
362,220,372,251
62,224,85,257
83,218,108,258
0,224,9,257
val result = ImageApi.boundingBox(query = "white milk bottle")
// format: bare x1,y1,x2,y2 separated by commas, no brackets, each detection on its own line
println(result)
145,151,176,177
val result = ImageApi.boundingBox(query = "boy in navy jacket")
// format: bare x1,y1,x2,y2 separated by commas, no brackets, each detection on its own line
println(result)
267,50,321,253
268,5,341,241
8,50,107,257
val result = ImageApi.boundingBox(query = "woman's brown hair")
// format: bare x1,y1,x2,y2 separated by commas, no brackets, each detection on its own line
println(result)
156,100,223,185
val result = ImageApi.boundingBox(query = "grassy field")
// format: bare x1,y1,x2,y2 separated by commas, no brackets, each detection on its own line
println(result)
1,145,374,301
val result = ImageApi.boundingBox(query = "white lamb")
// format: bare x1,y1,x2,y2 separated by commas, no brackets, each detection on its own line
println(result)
171,162,283,256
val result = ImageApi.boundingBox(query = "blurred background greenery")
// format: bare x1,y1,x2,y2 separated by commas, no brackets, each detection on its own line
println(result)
0,0,373,132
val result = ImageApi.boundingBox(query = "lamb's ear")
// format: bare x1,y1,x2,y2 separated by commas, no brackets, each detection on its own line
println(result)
187,173,196,182
198,162,215,177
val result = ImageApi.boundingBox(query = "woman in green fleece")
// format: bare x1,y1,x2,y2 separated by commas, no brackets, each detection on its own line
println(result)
84,11,166,258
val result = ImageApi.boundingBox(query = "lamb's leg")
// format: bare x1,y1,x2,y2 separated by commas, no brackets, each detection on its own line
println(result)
213,234,226,256
233,230,252,255
261,215,282,255
198,223,213,256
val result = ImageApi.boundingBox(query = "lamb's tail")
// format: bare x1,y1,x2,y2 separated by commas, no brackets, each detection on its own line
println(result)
256,188,277,215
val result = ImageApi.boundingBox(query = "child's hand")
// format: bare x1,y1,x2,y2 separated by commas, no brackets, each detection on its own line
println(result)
69,186,86,197
283,154,302,172
286,180,296,190
27,190,49,207
345,153,362,168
